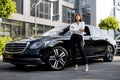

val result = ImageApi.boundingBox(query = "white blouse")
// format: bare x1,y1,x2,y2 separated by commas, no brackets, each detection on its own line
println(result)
69,21,85,36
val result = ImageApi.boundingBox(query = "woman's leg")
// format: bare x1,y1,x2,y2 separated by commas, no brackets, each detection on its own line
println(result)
70,35,78,70
70,35,76,65
77,35,89,71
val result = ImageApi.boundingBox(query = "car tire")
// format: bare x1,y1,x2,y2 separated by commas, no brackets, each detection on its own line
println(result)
103,45,114,62
47,46,69,70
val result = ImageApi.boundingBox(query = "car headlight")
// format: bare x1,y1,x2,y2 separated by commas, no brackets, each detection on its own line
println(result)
30,42,44,49
30,41,50,49
44,41,50,47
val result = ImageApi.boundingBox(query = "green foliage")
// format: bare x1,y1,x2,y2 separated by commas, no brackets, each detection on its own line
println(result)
0,0,16,18
98,16,119,30
0,36,12,55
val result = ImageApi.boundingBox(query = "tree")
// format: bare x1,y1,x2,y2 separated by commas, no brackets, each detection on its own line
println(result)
0,0,16,18
98,16,119,30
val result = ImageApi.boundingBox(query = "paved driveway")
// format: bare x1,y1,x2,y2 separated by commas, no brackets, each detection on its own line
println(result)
0,56,120,80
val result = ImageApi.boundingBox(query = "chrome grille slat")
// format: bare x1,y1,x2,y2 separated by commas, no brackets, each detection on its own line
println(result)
5,42,29,53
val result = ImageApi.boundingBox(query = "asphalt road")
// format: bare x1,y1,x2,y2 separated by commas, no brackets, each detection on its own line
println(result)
0,56,120,80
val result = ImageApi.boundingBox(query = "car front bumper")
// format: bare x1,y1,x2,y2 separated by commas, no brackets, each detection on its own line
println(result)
2,48,46,65
3,57,45,65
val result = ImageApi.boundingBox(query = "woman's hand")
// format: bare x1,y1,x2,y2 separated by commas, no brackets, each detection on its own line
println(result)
71,26,74,29
79,28,84,32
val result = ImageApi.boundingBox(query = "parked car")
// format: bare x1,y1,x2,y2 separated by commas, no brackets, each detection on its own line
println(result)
2,25,117,70
115,35,120,52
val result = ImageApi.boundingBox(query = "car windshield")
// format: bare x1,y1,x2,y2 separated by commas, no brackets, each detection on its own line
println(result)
41,26,69,36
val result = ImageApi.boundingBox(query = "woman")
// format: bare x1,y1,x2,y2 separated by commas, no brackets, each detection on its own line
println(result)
70,13,89,71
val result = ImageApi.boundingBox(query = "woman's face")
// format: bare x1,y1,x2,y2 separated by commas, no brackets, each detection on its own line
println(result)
75,15,81,21
75,15,81,22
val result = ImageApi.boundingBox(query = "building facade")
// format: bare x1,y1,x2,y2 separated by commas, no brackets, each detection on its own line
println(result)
114,0,120,37
0,0,75,39
78,0,120,38
0,0,120,39
114,0,120,22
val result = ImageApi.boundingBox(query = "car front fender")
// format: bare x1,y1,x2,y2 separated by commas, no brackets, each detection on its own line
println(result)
47,40,64,47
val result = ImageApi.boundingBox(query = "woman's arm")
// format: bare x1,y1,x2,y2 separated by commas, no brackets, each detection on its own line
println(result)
79,22,85,32
70,24,75,32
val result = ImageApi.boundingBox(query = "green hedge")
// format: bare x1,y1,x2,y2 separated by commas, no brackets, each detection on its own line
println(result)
0,36,12,55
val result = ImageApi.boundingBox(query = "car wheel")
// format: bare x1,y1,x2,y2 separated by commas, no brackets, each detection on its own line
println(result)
103,45,114,62
48,46,68,70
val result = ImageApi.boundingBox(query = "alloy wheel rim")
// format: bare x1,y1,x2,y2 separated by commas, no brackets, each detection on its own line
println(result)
49,48,66,69
107,46,113,60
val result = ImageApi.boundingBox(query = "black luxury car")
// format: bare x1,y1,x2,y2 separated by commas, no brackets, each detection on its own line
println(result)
3,25,117,70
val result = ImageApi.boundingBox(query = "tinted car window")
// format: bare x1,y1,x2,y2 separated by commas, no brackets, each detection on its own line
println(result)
101,30,108,37
64,31,71,36
59,27,69,35
91,27,102,36
115,35,120,40
84,26,90,36
117,37,120,40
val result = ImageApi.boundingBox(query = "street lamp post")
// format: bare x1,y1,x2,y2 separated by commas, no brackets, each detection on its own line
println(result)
34,0,42,37
34,0,58,37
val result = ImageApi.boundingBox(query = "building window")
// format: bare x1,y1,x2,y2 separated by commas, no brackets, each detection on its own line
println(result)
38,0,51,19
81,0,90,24
30,0,51,20
64,0,75,4
13,0,23,14
30,0,38,16
82,0,90,6
118,0,120,6
52,1,59,21
0,19,54,39
62,6,75,23
1,19,25,39
82,7,90,24
30,23,53,36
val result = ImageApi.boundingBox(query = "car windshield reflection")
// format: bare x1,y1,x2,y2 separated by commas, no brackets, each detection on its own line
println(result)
41,26,69,36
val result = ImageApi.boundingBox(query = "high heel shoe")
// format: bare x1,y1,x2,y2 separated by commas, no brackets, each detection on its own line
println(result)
74,64,78,70
84,64,89,72
84,67,89,72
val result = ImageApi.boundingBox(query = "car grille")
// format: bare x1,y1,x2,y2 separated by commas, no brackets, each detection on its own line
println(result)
5,42,29,53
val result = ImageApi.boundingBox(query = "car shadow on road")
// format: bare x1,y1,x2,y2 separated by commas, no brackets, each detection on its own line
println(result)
116,53,120,56
0,59,103,72
11,65,51,72
0,59,110,72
